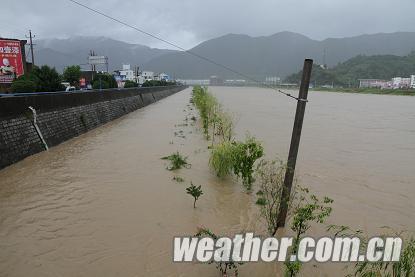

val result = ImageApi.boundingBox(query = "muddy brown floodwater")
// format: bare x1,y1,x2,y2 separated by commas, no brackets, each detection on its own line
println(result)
0,87,414,277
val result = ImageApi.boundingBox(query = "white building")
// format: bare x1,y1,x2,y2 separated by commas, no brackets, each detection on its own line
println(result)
154,73,170,81
265,76,281,85
411,75,415,89
392,77,411,89
141,71,154,81
359,79,388,88
177,79,209,86
119,64,135,81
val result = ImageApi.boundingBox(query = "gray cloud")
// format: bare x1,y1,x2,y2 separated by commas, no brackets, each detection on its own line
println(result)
2,0,415,49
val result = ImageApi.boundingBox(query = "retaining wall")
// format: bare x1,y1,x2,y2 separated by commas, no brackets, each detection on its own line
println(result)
0,86,187,170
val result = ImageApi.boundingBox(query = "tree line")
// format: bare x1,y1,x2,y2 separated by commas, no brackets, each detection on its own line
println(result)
285,51,415,87
10,65,177,93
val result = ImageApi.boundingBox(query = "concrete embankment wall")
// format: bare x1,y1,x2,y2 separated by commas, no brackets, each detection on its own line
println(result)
0,86,187,170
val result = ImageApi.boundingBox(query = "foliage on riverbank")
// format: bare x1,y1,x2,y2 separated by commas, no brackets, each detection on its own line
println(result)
285,52,415,88
192,86,263,190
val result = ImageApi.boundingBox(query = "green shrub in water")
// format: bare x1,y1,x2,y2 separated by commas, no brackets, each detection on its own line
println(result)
161,152,190,170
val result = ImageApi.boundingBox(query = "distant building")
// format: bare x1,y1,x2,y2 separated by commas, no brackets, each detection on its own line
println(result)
113,64,137,87
225,79,247,86
265,76,281,85
119,64,135,81
209,75,224,86
392,77,411,89
411,75,415,89
177,79,209,86
359,79,388,89
141,71,154,80
154,73,170,81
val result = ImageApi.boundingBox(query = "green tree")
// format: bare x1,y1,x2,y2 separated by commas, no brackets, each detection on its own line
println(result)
186,182,203,208
38,65,63,91
142,80,174,87
232,136,264,190
10,79,36,93
27,65,64,92
92,79,109,90
124,80,139,88
63,65,81,87
284,188,333,277
93,73,117,89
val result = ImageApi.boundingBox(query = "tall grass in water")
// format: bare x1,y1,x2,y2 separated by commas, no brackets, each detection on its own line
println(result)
209,141,235,178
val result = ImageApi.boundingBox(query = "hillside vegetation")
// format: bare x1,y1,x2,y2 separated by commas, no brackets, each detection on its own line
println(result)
285,52,415,87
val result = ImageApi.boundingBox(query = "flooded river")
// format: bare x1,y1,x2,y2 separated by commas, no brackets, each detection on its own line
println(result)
0,87,414,276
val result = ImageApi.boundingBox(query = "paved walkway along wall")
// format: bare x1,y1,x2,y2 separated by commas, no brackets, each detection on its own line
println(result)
0,86,187,170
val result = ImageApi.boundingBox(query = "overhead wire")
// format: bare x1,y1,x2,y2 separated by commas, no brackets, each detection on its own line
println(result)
67,0,307,102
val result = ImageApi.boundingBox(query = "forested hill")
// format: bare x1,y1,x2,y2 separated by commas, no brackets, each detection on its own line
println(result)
285,52,415,87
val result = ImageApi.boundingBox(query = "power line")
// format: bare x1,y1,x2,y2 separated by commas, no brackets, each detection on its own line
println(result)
67,0,306,102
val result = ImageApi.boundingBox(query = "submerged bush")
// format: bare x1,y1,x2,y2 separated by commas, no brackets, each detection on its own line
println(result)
161,152,190,170
192,86,218,139
209,141,235,178
232,137,264,190
209,136,263,190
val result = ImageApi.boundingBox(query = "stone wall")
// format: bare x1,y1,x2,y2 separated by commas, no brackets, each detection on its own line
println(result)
0,86,187,170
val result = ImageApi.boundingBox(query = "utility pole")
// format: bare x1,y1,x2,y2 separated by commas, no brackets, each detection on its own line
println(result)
26,30,35,66
277,59,313,228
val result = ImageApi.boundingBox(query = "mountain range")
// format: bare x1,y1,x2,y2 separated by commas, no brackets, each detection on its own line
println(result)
34,36,176,73
34,32,415,79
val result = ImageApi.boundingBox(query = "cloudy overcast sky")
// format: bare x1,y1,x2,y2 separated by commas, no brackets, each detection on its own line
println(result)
2,0,415,49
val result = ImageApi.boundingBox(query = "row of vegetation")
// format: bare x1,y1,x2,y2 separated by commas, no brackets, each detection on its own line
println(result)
285,51,415,89
10,64,117,93
190,86,336,276
162,86,414,276
124,80,178,88
9,64,177,93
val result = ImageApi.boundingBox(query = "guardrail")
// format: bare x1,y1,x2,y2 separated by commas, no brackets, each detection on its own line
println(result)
0,85,183,98
0,85,187,118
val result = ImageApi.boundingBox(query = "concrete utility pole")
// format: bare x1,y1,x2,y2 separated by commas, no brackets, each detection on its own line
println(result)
277,59,313,228
26,30,36,66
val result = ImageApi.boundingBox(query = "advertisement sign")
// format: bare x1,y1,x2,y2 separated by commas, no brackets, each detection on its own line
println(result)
79,78,86,87
0,39,24,83
88,55,107,65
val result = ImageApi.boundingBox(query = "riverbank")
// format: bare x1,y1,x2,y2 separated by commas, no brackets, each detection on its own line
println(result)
0,85,187,169
312,87,415,96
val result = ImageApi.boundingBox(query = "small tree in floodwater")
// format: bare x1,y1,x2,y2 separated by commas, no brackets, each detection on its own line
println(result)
186,182,203,208
195,227,243,276
255,159,298,236
232,136,264,190
284,188,333,277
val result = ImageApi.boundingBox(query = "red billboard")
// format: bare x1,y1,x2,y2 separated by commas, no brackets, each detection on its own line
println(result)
0,39,24,83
